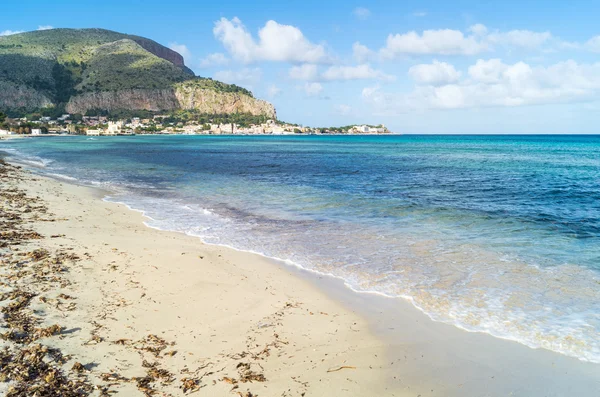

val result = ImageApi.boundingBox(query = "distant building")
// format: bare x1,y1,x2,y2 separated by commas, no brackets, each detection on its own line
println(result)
219,123,236,134
106,121,123,135
86,129,101,136
31,129,42,135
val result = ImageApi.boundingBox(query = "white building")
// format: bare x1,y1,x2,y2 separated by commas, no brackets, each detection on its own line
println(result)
219,123,236,134
0,129,13,136
31,129,42,135
106,121,123,135
86,129,101,136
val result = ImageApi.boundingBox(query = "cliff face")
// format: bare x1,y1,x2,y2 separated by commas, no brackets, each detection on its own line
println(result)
175,86,276,118
65,89,179,114
65,87,277,119
0,81,53,110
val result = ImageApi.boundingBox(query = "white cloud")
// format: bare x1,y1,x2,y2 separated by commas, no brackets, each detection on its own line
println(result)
352,42,373,63
486,29,552,49
334,104,352,115
468,59,508,83
381,29,488,57
353,7,371,20
585,36,600,53
213,68,261,89
364,59,600,113
409,60,462,85
213,17,329,63
267,84,282,98
289,64,319,80
322,64,395,81
303,82,323,97
469,24,488,36
0,30,24,36
199,53,230,68
413,11,427,17
169,42,192,63
378,25,559,58
38,25,53,31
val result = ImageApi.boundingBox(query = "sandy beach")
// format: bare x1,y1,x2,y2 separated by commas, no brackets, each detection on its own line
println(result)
2,159,600,397
0,161,401,396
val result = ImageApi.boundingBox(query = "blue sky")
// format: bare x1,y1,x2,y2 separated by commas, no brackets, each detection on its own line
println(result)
3,0,600,133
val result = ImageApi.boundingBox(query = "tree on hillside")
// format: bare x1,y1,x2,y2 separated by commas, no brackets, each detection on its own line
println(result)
0,112,6,124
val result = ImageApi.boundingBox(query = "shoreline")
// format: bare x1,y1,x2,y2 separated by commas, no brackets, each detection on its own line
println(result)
2,160,599,396
0,161,402,396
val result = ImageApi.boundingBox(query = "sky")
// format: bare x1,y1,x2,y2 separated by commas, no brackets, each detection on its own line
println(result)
3,0,600,133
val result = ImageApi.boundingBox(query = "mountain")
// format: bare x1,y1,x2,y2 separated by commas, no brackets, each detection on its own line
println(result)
0,28,275,118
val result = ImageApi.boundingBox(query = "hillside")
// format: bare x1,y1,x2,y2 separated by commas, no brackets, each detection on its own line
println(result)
0,28,275,118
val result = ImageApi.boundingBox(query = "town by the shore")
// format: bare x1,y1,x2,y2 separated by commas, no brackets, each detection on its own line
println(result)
0,112,390,137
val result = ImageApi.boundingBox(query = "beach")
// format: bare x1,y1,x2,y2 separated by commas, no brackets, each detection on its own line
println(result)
0,161,398,396
2,134,600,396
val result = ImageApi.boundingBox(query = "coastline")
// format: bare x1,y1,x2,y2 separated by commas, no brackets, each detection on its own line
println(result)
2,160,599,396
0,161,400,396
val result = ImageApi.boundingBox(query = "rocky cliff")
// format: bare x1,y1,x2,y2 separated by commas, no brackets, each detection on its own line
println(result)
174,85,276,117
0,81,53,110
65,87,276,119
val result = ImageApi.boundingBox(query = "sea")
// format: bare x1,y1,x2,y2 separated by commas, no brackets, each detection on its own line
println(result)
2,134,599,363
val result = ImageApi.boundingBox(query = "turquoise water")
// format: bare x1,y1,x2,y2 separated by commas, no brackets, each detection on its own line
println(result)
2,134,600,362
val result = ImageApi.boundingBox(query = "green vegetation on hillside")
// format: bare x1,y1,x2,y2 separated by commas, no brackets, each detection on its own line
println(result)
176,78,254,98
0,28,261,115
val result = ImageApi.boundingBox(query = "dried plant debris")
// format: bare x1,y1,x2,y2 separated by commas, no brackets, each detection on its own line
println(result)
0,162,93,396
0,344,93,396
133,334,175,358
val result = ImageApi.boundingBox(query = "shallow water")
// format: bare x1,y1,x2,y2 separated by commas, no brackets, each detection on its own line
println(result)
2,134,599,362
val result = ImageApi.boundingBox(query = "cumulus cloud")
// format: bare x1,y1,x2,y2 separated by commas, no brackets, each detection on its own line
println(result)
585,36,600,53
199,53,230,68
289,63,394,82
214,68,261,89
353,7,371,20
409,60,462,85
469,24,488,36
486,30,552,49
363,59,600,113
289,64,319,80
303,82,323,97
378,24,558,58
169,42,192,63
352,42,373,63
381,29,488,57
0,30,24,36
213,17,329,63
38,25,54,31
